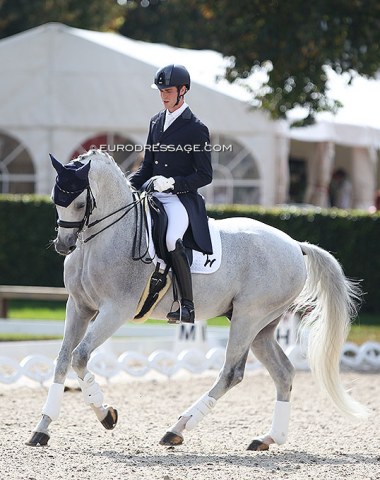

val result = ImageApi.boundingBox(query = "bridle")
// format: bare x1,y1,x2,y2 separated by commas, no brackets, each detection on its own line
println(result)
55,183,153,264
56,185,97,231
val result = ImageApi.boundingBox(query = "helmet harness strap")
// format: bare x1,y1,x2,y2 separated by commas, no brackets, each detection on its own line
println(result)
174,85,187,106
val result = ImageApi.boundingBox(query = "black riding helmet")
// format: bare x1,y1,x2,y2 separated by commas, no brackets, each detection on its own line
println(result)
152,64,190,106
152,64,191,91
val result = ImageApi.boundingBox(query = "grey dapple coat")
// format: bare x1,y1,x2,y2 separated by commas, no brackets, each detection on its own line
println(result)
27,150,367,450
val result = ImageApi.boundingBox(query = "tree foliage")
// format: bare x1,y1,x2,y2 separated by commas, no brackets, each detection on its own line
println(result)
120,0,380,124
0,0,122,39
1,0,379,124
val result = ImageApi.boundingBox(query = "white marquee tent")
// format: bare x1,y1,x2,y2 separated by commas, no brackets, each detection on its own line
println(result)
0,22,379,208
287,68,380,209
289,68,380,149
0,22,288,206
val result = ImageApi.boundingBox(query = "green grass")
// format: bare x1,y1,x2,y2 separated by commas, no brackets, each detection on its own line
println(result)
6,300,232,325
348,325,380,344
0,334,62,342
7,300,67,320
350,313,380,343
3,299,380,344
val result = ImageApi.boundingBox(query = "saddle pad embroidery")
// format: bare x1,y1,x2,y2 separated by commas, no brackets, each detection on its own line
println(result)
146,213,222,274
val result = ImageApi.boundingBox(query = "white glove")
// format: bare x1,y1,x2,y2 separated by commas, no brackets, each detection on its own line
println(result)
153,176,175,192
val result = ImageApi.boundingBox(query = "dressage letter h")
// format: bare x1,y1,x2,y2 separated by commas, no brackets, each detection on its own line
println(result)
276,328,290,346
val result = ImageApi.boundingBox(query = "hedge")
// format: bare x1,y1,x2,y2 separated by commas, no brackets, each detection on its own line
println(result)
0,195,64,287
208,204,380,313
1,195,379,312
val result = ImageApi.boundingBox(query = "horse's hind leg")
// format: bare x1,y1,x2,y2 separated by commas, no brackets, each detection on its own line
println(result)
247,316,295,451
160,310,257,446
27,299,94,446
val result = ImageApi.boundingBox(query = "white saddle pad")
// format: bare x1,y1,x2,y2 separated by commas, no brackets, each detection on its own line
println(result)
147,214,222,274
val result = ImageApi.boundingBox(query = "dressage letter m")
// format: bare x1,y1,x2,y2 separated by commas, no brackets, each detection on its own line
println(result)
179,324,196,341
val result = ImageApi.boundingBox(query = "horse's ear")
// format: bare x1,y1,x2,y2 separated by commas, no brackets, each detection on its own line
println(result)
76,160,91,180
50,154,64,173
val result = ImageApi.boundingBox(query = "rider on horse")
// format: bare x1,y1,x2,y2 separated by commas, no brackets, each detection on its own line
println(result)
129,64,213,324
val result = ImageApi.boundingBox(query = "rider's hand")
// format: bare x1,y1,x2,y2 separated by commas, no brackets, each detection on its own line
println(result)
153,176,175,192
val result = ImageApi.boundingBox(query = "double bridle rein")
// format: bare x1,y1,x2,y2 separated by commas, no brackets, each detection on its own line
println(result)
55,185,152,263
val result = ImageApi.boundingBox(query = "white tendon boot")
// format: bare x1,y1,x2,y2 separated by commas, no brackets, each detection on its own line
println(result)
26,383,65,446
267,400,291,445
77,372,104,407
42,383,65,421
177,393,217,431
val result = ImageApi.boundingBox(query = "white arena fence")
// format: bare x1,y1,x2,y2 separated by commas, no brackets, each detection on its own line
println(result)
0,314,379,385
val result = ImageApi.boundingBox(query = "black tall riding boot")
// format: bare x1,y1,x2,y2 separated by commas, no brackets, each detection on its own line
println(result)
167,239,195,324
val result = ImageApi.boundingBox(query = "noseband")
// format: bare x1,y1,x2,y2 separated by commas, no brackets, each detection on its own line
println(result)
56,187,96,231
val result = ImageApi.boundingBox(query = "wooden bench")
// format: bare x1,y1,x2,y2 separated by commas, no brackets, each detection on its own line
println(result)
0,285,68,318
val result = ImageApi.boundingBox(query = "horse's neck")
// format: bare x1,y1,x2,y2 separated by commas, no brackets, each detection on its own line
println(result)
86,160,144,251
91,162,133,214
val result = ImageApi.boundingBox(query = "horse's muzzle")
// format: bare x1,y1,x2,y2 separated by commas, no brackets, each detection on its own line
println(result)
54,237,77,256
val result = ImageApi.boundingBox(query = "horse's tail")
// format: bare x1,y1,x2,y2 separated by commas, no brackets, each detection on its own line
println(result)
292,242,368,419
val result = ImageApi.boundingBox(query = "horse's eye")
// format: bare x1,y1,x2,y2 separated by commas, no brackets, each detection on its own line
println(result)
76,202,85,210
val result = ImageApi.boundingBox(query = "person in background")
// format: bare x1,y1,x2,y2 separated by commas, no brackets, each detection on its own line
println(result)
329,168,352,209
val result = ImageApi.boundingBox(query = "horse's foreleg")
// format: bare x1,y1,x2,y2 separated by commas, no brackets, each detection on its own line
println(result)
26,385,65,446
70,306,127,431
160,313,256,446
27,303,92,446
247,318,295,451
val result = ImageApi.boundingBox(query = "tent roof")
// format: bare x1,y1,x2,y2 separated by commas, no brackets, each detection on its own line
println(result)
288,68,380,148
0,22,279,136
1,22,379,148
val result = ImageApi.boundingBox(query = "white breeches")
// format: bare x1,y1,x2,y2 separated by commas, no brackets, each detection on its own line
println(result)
154,193,189,252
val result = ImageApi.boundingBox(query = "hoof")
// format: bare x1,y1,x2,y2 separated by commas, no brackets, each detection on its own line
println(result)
159,431,184,446
26,431,50,447
247,439,270,451
101,407,118,430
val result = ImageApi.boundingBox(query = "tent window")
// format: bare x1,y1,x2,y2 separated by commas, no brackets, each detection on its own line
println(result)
70,133,142,173
201,135,261,204
0,132,35,194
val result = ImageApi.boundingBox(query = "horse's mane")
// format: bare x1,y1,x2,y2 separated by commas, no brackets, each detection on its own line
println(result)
74,149,131,188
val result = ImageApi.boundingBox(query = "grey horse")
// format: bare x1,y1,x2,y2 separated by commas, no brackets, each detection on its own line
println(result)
27,150,367,450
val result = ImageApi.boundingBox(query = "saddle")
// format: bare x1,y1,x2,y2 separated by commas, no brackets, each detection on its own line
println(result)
133,194,192,322
147,195,170,265
133,194,221,322
147,195,193,266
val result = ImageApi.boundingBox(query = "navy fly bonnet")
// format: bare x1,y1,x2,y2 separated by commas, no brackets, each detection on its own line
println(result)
50,154,91,207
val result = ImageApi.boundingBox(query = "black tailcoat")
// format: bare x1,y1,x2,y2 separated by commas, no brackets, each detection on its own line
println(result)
129,107,213,255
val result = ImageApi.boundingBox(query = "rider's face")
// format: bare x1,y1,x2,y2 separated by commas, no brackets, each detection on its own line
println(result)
159,86,186,112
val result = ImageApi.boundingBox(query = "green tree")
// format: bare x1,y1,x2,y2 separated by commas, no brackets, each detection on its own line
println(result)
0,0,123,39
120,0,380,125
